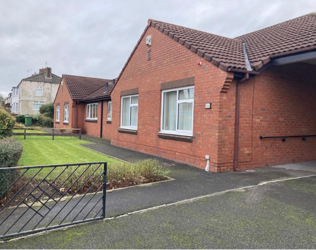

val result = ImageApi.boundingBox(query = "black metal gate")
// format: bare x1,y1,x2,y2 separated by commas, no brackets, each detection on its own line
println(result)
0,162,107,239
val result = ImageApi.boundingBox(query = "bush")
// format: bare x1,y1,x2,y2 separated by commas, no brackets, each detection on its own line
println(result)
39,103,54,119
0,138,23,198
39,115,53,128
15,115,25,124
60,159,169,193
0,108,16,139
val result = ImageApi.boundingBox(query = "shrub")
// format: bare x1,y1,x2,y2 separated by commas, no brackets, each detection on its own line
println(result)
39,103,54,119
0,138,23,198
60,159,169,193
38,115,53,128
15,115,25,124
0,108,16,139
31,115,40,126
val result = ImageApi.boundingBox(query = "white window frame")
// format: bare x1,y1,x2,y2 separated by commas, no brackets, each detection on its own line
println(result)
107,101,112,121
64,103,69,123
35,86,43,96
160,86,194,136
86,103,98,120
13,88,19,96
33,101,45,111
120,95,138,130
56,105,60,122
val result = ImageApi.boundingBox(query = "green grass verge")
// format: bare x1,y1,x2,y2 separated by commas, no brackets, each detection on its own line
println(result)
13,136,168,188
14,136,121,179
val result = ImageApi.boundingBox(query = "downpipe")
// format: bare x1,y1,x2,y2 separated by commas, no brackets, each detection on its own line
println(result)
205,155,210,172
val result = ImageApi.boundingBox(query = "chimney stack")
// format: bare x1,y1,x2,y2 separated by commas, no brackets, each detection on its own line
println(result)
46,67,52,78
105,82,109,92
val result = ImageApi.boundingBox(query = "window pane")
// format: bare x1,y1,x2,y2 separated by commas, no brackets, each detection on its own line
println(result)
179,88,194,100
131,96,138,104
130,106,138,126
163,91,177,131
107,102,112,120
122,98,130,126
178,102,193,131
95,104,97,118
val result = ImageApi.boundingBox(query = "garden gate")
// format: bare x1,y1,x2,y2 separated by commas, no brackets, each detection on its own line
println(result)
0,162,107,239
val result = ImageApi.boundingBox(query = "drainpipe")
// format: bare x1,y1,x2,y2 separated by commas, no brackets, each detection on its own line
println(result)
233,73,249,171
100,100,104,138
205,155,210,172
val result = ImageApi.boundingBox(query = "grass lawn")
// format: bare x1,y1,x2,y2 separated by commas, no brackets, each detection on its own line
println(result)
11,136,168,190
13,129,46,134
14,136,121,179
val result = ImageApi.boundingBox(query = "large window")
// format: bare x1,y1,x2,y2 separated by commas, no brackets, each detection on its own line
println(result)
35,86,43,96
56,105,60,122
161,87,194,136
107,101,112,121
64,103,69,123
13,88,19,96
121,95,138,129
12,103,19,113
33,101,45,110
86,103,98,120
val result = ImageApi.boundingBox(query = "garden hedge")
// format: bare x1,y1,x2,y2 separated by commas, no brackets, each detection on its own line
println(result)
0,137,23,198
0,108,15,139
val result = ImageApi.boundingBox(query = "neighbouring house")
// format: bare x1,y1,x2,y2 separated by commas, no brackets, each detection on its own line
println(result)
10,87,19,114
12,67,61,115
53,75,114,138
54,13,316,172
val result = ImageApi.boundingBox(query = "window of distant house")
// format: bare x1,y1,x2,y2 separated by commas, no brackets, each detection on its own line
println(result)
86,103,98,120
13,88,19,96
35,86,43,96
107,102,112,121
160,86,194,136
121,95,138,129
33,101,45,111
56,105,60,122
12,102,19,113
64,103,69,123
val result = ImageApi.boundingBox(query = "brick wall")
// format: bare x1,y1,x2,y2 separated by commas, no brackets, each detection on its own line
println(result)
81,101,101,137
54,79,74,128
110,26,230,170
216,62,316,171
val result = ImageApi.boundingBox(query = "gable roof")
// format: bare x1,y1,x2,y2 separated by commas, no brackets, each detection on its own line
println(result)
150,19,246,71
82,81,115,102
149,13,316,72
62,74,111,101
236,13,316,70
20,72,61,85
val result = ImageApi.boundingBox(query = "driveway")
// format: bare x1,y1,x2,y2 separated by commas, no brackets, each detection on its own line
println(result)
2,175,316,249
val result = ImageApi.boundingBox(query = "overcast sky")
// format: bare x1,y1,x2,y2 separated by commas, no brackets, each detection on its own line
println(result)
0,0,315,96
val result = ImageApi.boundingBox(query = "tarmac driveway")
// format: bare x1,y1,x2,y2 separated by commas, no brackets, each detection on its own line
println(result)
2,175,316,249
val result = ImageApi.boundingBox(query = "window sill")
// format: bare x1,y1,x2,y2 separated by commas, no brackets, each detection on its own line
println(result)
85,119,98,123
55,121,60,124
118,128,137,135
63,122,69,125
106,120,112,124
158,133,193,142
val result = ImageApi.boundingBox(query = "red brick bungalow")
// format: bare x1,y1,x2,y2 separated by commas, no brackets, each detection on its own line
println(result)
55,13,316,172
54,75,114,138
109,13,316,172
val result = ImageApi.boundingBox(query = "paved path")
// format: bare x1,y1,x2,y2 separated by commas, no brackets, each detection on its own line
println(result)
1,134,316,243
